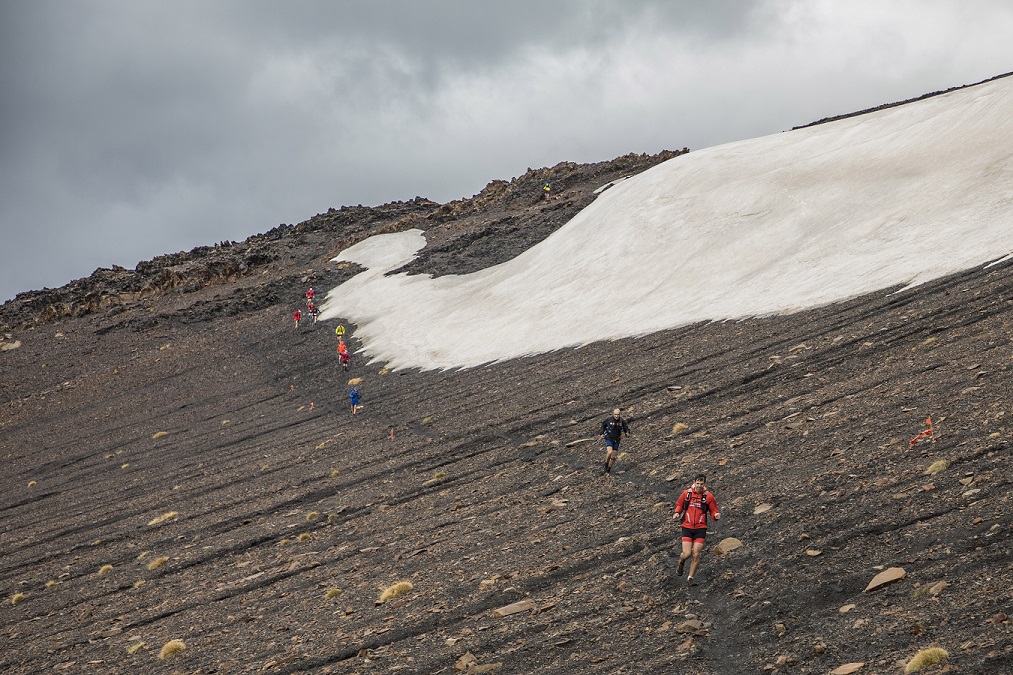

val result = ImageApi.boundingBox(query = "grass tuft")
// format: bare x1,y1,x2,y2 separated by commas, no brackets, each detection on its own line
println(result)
379,580,414,603
158,639,186,659
27,480,37,487
433,470,446,480
137,550,152,561
151,431,169,439
147,556,169,571
904,647,948,673
924,459,949,475
127,641,146,655
330,469,341,477
297,533,311,542
11,592,26,605
306,511,319,521
279,538,291,546
147,512,178,526
133,580,146,588
98,564,113,575
45,580,57,588
672,423,689,435
325,588,343,599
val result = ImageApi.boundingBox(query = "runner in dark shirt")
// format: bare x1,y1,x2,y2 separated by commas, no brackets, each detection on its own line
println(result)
599,408,630,475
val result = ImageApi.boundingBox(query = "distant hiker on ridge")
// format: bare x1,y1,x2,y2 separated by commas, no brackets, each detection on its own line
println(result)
307,300,318,323
542,183,551,201
349,387,361,415
293,308,302,329
599,408,630,475
306,287,315,303
673,474,720,585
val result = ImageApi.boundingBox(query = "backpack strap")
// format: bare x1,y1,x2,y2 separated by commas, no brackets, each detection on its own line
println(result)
678,489,691,512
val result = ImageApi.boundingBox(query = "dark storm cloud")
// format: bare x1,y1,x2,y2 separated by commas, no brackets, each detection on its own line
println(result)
1,0,1011,303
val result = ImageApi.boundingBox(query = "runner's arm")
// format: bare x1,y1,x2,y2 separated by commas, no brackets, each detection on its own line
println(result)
673,490,687,520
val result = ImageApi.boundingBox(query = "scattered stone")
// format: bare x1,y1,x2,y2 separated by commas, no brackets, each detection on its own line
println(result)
675,619,704,633
839,604,856,613
831,663,864,675
564,438,595,447
864,567,906,592
713,537,742,555
454,652,477,671
805,549,822,556
753,503,773,515
492,599,536,617
0,340,22,351
927,581,949,596
466,664,502,674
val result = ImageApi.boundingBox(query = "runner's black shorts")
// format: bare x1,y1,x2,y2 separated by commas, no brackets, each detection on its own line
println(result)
681,527,707,543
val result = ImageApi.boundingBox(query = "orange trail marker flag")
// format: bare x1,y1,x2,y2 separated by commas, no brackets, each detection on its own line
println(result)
910,416,934,447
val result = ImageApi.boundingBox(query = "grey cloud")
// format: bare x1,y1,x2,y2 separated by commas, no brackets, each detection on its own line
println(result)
1,0,1011,302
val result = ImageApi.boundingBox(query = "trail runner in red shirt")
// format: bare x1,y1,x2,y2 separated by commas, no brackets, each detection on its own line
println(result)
673,474,720,584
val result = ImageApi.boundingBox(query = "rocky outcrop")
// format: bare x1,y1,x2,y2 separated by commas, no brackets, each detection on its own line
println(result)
1,153,683,330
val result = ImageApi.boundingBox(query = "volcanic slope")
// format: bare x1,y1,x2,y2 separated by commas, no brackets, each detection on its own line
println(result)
2,103,1012,675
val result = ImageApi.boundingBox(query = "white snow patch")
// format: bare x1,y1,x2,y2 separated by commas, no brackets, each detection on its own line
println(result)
319,76,1013,371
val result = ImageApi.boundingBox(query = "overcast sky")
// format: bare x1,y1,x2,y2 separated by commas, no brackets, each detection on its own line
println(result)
2,1,1011,304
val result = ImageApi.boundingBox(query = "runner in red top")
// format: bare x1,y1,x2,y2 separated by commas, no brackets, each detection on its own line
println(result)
337,338,350,371
673,474,720,584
